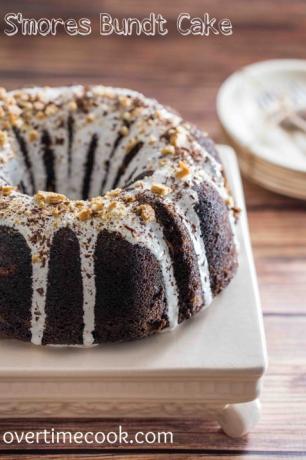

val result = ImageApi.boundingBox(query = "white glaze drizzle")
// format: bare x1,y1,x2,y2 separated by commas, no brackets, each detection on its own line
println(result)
175,190,213,306
0,194,52,345
88,203,180,331
78,225,97,347
0,85,238,346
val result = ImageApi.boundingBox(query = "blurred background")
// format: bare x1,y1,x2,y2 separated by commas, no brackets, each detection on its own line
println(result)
0,0,306,457
1,0,306,138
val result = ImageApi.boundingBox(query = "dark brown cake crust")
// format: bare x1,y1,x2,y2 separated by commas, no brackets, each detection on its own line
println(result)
0,85,239,346
93,230,168,342
0,172,238,345
194,181,238,296
42,228,84,345
138,191,205,323
0,226,32,342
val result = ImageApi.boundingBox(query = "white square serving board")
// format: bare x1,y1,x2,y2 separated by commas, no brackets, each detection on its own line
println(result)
0,145,267,437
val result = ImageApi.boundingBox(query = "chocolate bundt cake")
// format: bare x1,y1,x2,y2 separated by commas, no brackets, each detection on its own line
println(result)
0,85,238,346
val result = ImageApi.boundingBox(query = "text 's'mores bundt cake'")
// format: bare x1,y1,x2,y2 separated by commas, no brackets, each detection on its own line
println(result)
0,85,239,346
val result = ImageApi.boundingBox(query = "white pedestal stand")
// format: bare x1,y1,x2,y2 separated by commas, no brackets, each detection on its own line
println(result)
0,146,267,437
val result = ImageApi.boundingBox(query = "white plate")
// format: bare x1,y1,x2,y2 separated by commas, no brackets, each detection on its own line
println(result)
217,59,306,199
0,146,267,437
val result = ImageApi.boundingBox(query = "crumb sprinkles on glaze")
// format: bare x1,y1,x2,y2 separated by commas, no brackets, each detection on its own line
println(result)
0,85,239,346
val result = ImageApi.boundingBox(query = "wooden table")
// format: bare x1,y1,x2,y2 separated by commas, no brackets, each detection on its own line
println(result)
0,0,305,458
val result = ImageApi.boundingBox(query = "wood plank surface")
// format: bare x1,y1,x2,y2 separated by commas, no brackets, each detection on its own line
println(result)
0,456,299,460
0,0,306,458
0,456,303,460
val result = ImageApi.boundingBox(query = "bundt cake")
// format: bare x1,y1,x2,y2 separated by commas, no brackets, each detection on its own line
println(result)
0,85,238,346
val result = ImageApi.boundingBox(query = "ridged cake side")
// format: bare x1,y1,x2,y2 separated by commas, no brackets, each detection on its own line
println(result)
0,85,239,346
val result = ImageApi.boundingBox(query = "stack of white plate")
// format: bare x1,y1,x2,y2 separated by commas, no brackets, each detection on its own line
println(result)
217,59,306,200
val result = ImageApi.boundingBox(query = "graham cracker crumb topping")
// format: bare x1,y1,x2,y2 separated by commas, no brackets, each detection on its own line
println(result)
74,200,85,208
106,201,127,219
148,135,157,145
68,101,78,112
0,185,16,196
86,113,95,123
77,208,92,221
0,131,8,147
136,204,156,223
106,188,122,197
108,201,117,210
120,126,129,136
118,95,132,109
123,194,136,203
45,104,58,116
36,111,46,120
176,160,190,179
90,196,104,212
225,196,234,208
151,183,171,196
161,145,175,155
32,254,42,264
28,129,39,142
122,111,132,122
34,191,68,206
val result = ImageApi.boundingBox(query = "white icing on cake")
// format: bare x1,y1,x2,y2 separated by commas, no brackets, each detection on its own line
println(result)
0,85,238,346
